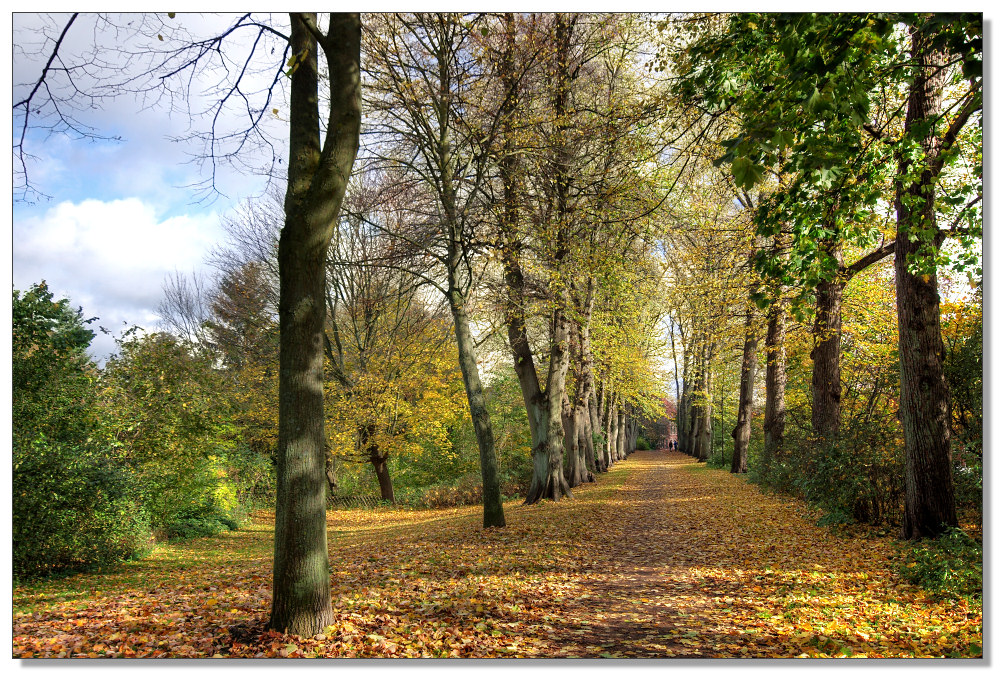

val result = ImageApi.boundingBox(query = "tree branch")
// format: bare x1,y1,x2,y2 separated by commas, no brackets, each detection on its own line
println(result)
842,241,895,282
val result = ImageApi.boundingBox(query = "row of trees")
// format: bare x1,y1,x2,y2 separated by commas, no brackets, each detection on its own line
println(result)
661,13,982,538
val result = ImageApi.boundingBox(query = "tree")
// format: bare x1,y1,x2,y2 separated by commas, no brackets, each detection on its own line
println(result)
102,330,238,536
13,282,148,578
268,12,362,634
362,12,506,528
674,13,981,537
730,298,758,474
324,184,468,503
15,10,363,633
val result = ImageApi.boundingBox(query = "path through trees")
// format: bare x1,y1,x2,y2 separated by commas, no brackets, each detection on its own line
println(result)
12,450,980,658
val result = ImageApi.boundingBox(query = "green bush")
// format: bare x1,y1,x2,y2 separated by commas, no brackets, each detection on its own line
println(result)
13,437,152,579
897,527,982,600
636,436,651,451
164,504,239,542
224,445,272,505
706,449,728,469
952,457,982,514
748,411,904,528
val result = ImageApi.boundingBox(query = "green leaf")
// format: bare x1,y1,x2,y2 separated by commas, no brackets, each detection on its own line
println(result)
732,157,765,189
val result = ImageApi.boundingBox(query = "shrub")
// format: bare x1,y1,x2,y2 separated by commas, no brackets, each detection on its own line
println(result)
13,437,151,579
897,527,982,600
13,283,152,579
225,445,275,509
706,449,728,469
748,412,904,528
417,473,484,508
164,504,239,542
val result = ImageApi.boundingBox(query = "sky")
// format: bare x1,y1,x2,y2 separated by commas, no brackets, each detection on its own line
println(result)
11,13,289,361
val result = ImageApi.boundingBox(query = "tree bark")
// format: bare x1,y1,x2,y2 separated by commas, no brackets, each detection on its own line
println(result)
606,393,619,465
562,392,583,487
616,404,627,460
449,290,506,528
731,307,757,474
577,404,595,481
762,295,787,464
270,12,360,637
524,302,574,503
362,424,394,504
811,243,845,441
895,31,957,540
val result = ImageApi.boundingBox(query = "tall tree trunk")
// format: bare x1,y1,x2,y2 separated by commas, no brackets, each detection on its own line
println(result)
577,404,595,481
593,381,607,472
669,317,683,452
615,403,626,460
437,36,506,528
895,31,957,540
687,394,702,459
676,388,689,455
691,339,713,462
576,282,599,478
695,360,713,462
811,242,845,441
531,303,574,503
762,295,787,464
606,393,618,465
562,392,583,487
325,448,339,495
449,290,506,528
270,12,360,637
731,306,757,474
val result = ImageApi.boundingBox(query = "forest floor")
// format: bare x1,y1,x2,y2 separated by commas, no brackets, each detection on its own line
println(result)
12,450,982,659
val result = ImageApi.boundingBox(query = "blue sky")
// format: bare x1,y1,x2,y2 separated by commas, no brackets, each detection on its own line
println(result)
11,13,288,360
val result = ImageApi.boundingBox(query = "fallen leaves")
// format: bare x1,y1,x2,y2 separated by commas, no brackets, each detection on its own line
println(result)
12,451,982,658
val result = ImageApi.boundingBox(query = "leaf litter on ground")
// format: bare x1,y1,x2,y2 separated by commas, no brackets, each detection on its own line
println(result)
12,451,982,658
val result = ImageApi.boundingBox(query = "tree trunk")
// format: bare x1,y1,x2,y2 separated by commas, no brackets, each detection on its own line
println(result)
676,387,689,455
731,307,757,474
362,424,394,504
688,395,702,459
589,381,605,472
577,404,595,481
562,393,583,487
525,304,574,504
606,393,618,466
449,291,506,528
692,340,713,462
895,31,957,540
325,449,338,495
575,285,599,478
270,12,360,637
811,243,845,441
522,14,576,504
615,404,626,460
695,370,713,463
762,295,787,464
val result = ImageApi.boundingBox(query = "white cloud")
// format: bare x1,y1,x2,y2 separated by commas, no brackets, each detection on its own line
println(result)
13,198,225,360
